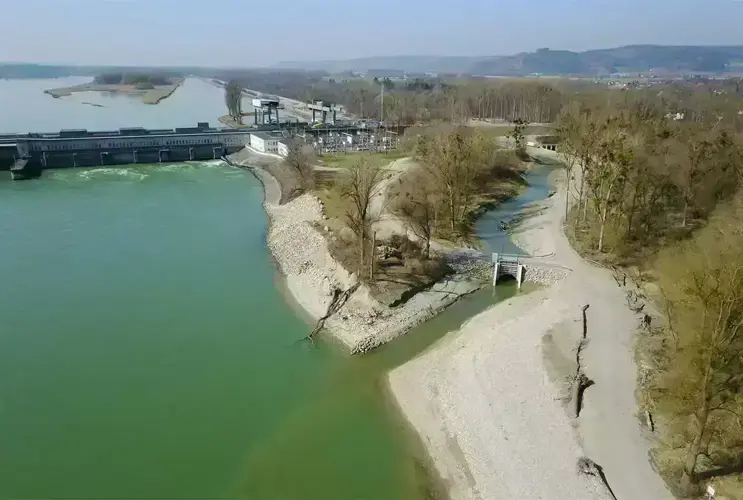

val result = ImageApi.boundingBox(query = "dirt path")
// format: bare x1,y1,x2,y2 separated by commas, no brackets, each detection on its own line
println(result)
369,158,410,239
369,158,450,252
389,148,672,500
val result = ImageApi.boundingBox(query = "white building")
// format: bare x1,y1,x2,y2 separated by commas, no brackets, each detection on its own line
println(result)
250,132,280,154
277,140,289,157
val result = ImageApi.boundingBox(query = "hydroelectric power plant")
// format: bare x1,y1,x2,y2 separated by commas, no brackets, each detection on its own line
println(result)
0,121,405,180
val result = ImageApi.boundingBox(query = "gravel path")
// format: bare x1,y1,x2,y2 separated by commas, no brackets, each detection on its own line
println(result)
389,149,673,500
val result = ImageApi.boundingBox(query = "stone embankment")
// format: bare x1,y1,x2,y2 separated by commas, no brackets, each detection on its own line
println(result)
447,250,569,286
235,150,569,353
265,192,484,352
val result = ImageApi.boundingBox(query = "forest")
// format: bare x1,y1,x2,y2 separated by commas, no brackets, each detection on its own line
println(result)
555,87,743,497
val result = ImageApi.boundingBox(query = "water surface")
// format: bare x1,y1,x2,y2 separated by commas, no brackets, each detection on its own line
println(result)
0,77,554,499
0,77,231,133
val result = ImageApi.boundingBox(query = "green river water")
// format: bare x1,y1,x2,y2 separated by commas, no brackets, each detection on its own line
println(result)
0,78,549,500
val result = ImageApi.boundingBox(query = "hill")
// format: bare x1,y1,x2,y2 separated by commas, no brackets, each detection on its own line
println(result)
278,45,743,76
274,56,488,74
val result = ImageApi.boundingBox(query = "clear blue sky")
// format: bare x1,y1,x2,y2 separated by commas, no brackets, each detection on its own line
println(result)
2,0,742,66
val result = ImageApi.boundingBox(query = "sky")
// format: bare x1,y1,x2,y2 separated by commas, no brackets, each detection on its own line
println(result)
1,0,743,67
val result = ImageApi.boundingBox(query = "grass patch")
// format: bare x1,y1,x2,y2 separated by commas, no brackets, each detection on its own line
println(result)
318,151,408,170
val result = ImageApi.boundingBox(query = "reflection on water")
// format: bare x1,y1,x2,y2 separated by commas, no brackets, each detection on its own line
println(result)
476,161,557,254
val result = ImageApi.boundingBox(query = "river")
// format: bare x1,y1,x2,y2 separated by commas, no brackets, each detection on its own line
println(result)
0,78,551,500
0,77,230,133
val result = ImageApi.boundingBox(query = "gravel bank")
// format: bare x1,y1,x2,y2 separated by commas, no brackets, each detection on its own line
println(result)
238,150,570,353
228,151,490,353
266,192,484,352
389,150,672,500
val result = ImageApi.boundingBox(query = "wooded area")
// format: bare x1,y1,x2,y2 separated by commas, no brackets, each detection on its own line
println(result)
238,68,743,495
556,88,743,497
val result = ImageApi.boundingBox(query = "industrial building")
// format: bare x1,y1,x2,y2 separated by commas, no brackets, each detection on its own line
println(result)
251,98,282,125
249,132,283,154
307,101,339,125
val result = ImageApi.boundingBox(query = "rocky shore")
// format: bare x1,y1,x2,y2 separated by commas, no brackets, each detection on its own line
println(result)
266,193,484,352
234,150,562,353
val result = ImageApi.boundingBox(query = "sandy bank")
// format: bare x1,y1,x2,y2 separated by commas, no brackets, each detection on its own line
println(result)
389,154,673,500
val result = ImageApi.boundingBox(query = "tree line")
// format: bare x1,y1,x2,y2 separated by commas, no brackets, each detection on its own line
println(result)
220,71,569,125
93,72,175,87
308,78,566,125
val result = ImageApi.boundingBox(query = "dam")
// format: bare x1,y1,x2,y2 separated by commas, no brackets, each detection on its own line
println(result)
0,121,405,180
0,122,252,179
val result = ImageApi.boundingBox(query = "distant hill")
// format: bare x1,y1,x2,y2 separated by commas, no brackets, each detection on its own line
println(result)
274,56,489,74
0,64,215,80
6,45,743,80
278,45,743,76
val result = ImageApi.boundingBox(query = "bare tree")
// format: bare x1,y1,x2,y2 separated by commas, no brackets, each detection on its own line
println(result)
418,129,492,237
340,157,385,273
284,140,315,191
224,81,244,124
584,116,632,252
396,176,437,259
556,109,581,221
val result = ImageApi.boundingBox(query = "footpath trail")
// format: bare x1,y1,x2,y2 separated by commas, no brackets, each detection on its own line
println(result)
370,158,411,240
389,149,673,500
369,158,450,252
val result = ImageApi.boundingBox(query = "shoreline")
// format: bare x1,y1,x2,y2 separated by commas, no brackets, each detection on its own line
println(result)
228,148,576,498
230,149,563,354
388,150,672,500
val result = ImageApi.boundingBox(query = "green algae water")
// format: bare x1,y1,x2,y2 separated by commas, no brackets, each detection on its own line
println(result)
0,162,526,500
0,77,554,500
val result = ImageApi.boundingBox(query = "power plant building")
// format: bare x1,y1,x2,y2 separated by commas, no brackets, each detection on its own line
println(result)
249,132,281,154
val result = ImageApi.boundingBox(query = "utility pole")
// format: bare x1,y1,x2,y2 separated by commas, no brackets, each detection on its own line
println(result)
380,82,385,152
380,81,384,124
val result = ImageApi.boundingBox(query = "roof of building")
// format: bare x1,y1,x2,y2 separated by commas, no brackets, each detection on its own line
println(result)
251,132,282,141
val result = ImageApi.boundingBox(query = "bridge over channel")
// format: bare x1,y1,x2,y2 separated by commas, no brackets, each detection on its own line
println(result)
492,253,527,287
450,250,568,288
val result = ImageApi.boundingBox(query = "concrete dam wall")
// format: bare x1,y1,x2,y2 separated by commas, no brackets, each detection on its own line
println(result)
2,123,253,179
35,144,242,169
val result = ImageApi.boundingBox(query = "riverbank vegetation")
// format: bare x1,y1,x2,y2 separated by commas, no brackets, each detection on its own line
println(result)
556,89,743,498
301,125,526,306
389,126,526,245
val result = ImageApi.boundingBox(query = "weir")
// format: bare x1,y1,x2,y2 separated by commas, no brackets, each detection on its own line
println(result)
1,121,407,180
492,253,526,288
